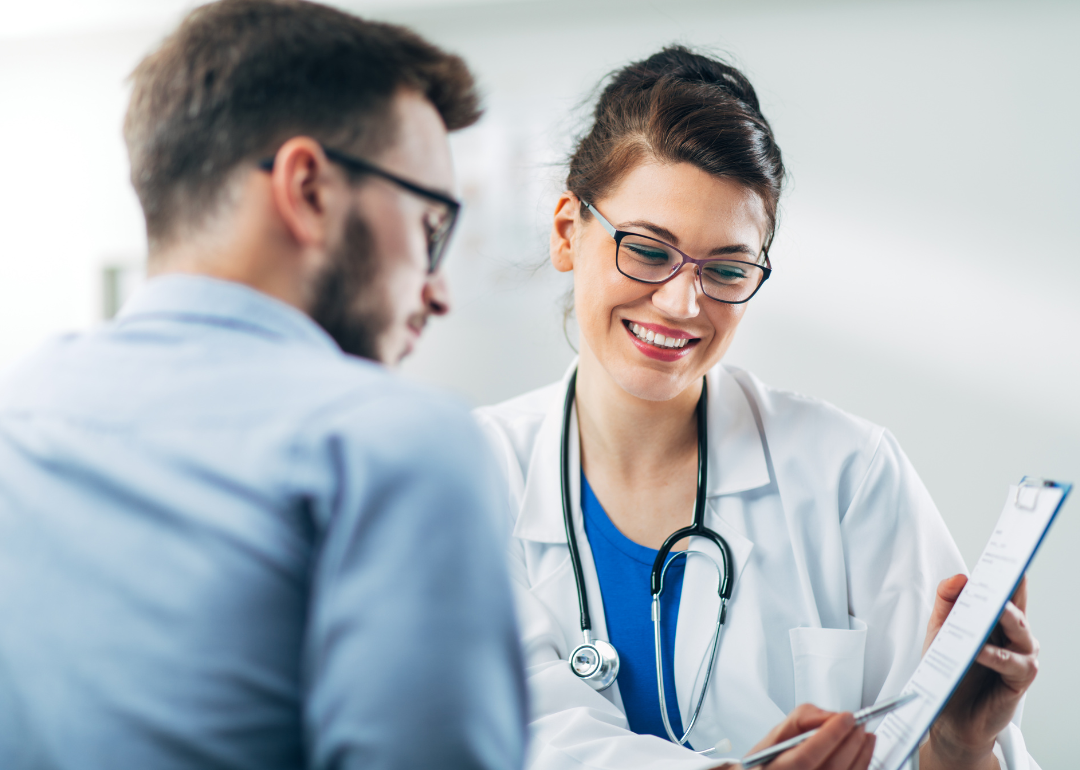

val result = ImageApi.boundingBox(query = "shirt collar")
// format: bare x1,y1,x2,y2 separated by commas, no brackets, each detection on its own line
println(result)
116,274,341,353
513,359,771,543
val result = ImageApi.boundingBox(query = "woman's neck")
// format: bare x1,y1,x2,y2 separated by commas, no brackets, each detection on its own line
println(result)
575,345,701,481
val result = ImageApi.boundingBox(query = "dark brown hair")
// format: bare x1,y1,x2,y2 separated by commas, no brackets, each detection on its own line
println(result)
568,45,784,249
124,0,481,250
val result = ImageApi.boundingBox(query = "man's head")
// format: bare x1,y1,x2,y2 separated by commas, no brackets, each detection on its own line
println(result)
124,0,481,363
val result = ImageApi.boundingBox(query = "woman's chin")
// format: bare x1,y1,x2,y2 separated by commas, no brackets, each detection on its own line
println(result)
608,364,701,403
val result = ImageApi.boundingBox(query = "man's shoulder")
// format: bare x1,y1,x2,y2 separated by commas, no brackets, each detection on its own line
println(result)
289,356,477,446
0,326,471,440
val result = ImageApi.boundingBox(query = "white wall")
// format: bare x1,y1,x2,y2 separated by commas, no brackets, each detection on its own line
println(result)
0,0,1076,764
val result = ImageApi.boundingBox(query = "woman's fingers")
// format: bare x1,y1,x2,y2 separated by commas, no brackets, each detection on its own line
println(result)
750,704,834,753
769,712,859,769
976,645,1039,693
922,574,968,656
817,724,874,770
852,732,876,770
997,600,1038,655
1011,575,1028,614
974,600,1040,692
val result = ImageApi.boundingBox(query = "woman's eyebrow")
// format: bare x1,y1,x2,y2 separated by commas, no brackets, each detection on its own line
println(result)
620,219,680,244
620,219,759,258
707,244,758,258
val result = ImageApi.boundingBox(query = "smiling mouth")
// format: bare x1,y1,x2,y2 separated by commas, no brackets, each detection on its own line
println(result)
624,321,696,350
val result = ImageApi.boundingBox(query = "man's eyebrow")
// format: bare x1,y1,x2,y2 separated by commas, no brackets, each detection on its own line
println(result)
619,219,760,258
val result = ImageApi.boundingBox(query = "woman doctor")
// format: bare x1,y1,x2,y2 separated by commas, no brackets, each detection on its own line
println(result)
474,47,1041,770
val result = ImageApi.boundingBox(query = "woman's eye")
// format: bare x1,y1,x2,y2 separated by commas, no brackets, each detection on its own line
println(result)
625,244,669,262
704,263,748,283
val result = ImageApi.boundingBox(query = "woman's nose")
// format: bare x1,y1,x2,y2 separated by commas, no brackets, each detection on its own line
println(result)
650,264,700,319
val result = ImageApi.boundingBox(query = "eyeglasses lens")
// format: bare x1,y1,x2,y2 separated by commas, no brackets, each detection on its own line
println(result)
616,234,764,303
425,206,458,273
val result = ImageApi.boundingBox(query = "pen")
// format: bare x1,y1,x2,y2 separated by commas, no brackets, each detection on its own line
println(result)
740,692,919,768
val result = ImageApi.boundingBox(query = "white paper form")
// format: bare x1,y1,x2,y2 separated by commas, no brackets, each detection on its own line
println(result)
869,480,1070,770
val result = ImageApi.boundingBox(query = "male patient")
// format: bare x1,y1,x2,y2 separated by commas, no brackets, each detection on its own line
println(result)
0,1,526,768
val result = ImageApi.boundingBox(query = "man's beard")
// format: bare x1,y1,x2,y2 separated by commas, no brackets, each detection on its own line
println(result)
309,210,391,362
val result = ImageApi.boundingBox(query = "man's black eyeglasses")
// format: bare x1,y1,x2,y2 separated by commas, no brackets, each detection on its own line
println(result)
258,145,462,274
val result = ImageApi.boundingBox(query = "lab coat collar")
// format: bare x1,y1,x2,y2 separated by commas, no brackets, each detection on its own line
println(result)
116,274,341,354
513,360,771,543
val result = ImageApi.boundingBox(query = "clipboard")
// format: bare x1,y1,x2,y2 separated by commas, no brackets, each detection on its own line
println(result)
868,477,1071,770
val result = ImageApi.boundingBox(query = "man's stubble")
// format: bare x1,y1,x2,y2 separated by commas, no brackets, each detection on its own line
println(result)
309,209,391,362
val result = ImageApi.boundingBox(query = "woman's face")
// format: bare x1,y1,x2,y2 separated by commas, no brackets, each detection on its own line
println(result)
551,161,769,402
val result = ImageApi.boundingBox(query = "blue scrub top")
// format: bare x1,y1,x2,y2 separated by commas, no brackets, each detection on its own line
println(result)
580,472,688,746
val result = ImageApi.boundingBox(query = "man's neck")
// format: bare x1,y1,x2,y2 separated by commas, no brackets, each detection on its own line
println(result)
147,222,313,315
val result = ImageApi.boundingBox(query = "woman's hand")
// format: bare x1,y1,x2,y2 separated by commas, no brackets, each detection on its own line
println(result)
919,574,1039,770
717,704,875,770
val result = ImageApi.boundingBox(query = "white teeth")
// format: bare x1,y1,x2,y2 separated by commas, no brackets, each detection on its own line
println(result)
629,322,692,350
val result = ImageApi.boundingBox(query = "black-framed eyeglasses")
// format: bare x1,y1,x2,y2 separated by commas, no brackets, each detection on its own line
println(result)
258,145,462,274
583,200,771,304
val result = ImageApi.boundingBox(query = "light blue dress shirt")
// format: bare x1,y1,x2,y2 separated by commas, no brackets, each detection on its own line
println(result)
0,275,526,770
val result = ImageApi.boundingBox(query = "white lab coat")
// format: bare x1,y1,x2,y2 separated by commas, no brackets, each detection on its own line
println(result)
475,362,1036,770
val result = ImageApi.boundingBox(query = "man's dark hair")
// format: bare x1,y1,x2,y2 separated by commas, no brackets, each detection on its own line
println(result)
124,0,481,251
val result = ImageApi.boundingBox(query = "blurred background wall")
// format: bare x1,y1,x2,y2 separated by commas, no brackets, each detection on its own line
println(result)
1,0,1076,764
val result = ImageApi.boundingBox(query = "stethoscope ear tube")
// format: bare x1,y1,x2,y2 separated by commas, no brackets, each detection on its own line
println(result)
649,379,734,601
560,369,594,635
560,368,735,719
561,369,621,691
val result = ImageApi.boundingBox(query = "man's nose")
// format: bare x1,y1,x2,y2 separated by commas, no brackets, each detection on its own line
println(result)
650,264,699,318
423,269,451,316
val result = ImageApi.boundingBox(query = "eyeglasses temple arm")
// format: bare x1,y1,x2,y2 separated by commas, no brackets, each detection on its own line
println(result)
582,201,617,237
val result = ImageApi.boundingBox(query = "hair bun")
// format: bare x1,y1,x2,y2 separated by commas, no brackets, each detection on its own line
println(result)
632,45,762,112
569,44,784,251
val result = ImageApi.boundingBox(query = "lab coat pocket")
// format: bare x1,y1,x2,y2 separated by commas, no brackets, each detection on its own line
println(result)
789,617,867,712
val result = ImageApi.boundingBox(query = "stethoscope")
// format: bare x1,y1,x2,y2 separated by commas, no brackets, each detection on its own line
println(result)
560,368,734,749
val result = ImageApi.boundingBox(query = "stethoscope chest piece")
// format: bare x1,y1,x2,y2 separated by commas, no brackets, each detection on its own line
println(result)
569,636,620,691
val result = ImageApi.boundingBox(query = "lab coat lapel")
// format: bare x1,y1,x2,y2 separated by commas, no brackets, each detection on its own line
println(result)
674,364,770,735
513,363,577,545
728,367,849,630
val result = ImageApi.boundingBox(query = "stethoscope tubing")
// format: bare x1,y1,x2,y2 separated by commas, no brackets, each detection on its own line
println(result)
560,369,595,635
559,368,736,747
653,551,727,747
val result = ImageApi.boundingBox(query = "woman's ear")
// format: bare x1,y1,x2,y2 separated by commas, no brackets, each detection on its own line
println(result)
549,193,579,273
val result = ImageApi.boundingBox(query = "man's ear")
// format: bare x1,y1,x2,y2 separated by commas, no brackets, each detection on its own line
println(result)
267,137,346,251
550,193,580,273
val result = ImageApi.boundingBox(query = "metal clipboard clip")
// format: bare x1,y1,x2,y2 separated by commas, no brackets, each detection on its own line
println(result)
1015,477,1053,511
